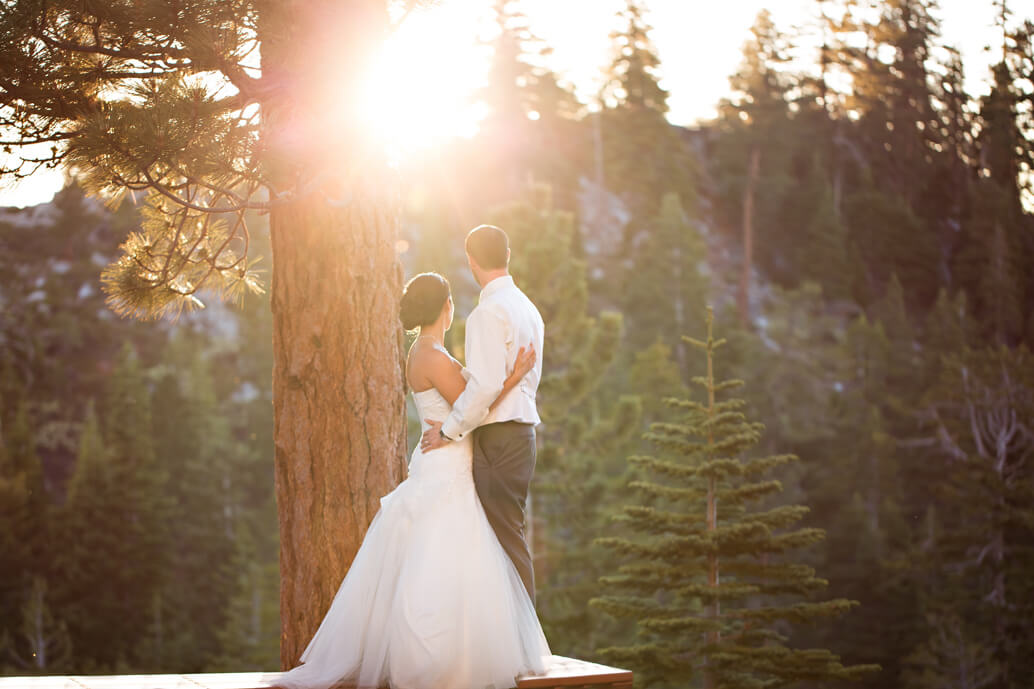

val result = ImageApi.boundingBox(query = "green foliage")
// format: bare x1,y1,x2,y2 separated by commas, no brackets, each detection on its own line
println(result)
598,1,693,216
2,0,1034,682
0,1,265,318
843,189,939,309
101,195,265,321
0,187,279,675
0,399,49,663
56,345,169,668
593,307,878,688
622,193,709,375
206,526,280,672
140,337,237,671
472,0,584,205
1,577,73,674
910,344,1034,683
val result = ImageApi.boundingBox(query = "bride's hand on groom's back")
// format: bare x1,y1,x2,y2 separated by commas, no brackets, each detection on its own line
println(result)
419,344,535,453
513,344,536,379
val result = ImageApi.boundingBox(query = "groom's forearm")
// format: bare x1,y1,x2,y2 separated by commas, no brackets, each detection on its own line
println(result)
442,362,505,439
442,306,508,440
441,384,497,440
444,306,508,440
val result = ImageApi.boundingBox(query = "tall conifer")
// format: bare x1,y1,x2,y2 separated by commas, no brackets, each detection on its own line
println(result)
593,307,878,688
599,1,691,217
0,401,48,661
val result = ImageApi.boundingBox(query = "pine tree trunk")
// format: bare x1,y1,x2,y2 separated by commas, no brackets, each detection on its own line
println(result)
738,146,761,327
704,310,718,689
269,194,407,668
258,0,409,669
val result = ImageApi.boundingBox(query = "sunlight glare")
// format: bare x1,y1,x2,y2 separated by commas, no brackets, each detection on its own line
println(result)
356,3,488,160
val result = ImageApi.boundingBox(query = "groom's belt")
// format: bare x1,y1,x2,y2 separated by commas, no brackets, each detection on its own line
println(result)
476,420,536,433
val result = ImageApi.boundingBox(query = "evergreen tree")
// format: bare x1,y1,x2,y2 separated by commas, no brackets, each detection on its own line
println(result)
476,0,582,203
0,401,48,660
902,608,1002,689
842,186,939,309
144,337,235,671
626,341,688,425
927,45,975,239
920,288,976,386
598,0,692,218
206,526,280,672
961,58,1030,345
1005,19,1034,208
803,310,920,686
1,577,72,674
712,10,803,318
593,306,878,688
54,400,116,670
811,0,956,311
842,0,942,204
622,192,709,378
57,347,169,670
914,344,1034,687
797,166,853,301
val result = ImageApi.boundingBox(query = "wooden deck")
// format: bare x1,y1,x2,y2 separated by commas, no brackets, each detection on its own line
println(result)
0,655,633,689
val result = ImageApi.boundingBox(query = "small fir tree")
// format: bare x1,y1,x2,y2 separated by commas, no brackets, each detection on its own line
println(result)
2,577,73,674
592,306,879,688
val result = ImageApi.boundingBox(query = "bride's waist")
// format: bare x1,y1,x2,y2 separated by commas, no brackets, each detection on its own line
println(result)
418,421,474,438
409,444,473,481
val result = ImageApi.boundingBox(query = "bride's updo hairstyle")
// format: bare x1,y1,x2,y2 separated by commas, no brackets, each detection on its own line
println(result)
400,272,450,331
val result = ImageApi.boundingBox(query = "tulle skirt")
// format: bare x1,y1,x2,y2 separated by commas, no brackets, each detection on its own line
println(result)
275,442,550,689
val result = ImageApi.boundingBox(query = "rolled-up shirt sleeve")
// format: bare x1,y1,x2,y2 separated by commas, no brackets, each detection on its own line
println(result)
441,306,509,440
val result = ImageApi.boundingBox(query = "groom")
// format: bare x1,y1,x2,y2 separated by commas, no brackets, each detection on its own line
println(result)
420,224,544,603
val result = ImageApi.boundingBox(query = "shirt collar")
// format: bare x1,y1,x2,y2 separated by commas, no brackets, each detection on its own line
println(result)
479,275,513,302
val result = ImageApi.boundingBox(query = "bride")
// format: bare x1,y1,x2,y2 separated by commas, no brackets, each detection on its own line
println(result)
275,272,552,689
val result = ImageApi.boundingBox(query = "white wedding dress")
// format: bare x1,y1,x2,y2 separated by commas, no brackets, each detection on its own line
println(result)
275,387,551,689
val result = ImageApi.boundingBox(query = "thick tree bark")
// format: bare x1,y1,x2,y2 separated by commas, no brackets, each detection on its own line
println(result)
269,191,407,669
259,0,408,669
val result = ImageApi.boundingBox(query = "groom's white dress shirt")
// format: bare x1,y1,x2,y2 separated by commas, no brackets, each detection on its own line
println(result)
440,275,544,441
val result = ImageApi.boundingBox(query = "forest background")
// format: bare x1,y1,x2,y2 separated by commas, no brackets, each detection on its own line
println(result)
2,0,1034,687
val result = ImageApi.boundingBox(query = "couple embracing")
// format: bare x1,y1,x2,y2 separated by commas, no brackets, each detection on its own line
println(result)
277,225,552,689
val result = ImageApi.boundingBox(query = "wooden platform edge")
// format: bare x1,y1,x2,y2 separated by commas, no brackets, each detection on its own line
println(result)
0,655,633,689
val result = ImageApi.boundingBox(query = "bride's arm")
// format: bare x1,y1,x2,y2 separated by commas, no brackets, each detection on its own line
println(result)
423,345,537,409
420,345,536,450
490,344,536,411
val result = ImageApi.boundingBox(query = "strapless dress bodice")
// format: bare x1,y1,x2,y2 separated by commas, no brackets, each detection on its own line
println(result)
409,388,472,484
412,387,453,432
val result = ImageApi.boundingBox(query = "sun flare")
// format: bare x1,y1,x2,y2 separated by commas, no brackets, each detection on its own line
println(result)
356,4,489,158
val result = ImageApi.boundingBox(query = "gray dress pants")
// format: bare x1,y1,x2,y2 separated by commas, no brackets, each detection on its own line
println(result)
472,421,537,604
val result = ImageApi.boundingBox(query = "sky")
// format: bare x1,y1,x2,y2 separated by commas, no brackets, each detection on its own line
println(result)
0,0,1018,208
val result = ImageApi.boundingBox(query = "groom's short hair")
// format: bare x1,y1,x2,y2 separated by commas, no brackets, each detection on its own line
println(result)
465,225,509,270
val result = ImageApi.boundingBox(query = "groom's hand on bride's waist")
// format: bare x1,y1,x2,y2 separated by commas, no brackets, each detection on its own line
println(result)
420,420,452,452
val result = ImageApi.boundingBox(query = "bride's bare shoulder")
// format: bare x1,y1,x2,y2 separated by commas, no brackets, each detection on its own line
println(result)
407,341,460,389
